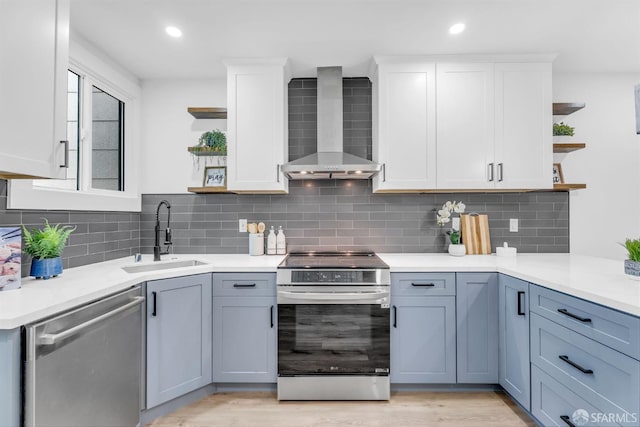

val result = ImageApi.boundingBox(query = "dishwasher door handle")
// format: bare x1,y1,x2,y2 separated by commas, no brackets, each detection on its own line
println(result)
38,297,145,345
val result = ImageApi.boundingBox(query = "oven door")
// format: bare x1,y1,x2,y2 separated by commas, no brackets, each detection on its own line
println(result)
277,288,390,376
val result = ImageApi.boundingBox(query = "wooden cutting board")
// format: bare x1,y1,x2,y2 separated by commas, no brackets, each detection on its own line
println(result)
460,214,492,254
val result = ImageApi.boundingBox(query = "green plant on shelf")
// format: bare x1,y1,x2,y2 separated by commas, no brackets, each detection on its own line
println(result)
189,129,227,154
553,122,575,136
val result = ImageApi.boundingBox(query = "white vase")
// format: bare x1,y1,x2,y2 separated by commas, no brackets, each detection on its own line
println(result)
553,135,574,142
448,244,466,257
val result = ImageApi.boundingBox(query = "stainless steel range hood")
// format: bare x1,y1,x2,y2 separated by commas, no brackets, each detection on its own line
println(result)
281,67,381,180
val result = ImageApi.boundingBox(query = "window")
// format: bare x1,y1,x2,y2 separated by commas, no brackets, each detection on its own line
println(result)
8,41,141,212
35,70,125,192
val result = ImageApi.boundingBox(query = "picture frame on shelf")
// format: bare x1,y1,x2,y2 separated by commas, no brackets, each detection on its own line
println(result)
203,166,226,188
552,163,564,184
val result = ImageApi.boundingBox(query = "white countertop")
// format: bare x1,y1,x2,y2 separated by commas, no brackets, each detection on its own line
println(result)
0,252,638,329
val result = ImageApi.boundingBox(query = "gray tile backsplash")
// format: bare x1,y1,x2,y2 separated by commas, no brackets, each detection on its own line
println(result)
0,179,140,274
140,182,569,255
0,75,569,271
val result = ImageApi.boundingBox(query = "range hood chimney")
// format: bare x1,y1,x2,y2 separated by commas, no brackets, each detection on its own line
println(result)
281,66,381,180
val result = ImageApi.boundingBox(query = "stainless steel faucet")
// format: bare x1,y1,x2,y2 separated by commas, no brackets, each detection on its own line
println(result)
153,200,172,261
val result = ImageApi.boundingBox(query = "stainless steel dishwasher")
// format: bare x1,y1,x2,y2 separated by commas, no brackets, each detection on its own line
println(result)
25,285,144,427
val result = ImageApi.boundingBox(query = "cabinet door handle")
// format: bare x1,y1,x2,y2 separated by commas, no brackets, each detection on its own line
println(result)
517,291,526,316
276,164,280,183
60,140,69,168
488,163,494,182
393,305,397,328
233,283,257,288
411,282,435,287
382,163,386,182
559,415,577,427
497,163,504,182
151,291,157,317
557,308,592,323
270,305,274,328
559,355,593,374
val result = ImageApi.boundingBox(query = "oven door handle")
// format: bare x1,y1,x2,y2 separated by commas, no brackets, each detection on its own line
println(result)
277,290,389,303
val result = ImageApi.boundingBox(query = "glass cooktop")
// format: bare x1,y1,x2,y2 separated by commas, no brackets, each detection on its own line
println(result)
278,251,389,270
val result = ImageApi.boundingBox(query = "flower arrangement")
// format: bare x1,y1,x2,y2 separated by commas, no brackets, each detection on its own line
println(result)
437,201,466,244
553,122,575,136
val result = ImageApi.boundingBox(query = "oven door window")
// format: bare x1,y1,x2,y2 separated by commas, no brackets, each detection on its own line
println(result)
278,304,390,376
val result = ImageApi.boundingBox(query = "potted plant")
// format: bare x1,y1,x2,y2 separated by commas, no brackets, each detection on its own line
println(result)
621,238,640,280
188,129,227,155
437,201,467,256
553,122,575,142
22,219,75,279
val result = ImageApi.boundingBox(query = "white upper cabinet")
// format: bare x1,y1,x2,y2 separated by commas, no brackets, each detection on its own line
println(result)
0,0,69,179
436,63,495,190
225,58,290,193
372,60,437,192
372,56,553,192
494,63,552,189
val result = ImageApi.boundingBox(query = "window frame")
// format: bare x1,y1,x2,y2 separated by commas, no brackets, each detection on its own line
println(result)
8,40,141,212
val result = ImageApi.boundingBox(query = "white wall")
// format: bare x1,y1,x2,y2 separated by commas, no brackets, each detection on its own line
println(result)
140,79,227,194
553,72,640,259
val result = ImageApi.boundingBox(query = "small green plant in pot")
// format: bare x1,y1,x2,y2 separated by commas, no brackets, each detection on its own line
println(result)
22,219,75,279
553,122,575,137
621,238,640,280
188,129,227,155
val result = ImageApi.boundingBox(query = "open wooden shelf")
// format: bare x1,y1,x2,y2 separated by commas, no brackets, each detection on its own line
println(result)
553,143,586,153
553,183,587,191
553,103,585,116
187,107,227,119
187,187,233,194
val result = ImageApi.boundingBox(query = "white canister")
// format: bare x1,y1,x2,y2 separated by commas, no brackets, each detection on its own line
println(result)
249,233,264,256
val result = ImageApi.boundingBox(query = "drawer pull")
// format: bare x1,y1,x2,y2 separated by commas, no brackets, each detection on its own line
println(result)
560,415,577,427
517,291,526,316
270,305,274,328
559,355,593,374
411,282,435,287
233,283,257,288
557,308,592,323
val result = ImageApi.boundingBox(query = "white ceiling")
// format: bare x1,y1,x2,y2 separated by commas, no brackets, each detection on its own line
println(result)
70,0,640,80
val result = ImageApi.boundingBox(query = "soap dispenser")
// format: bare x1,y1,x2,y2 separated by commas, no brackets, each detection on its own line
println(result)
276,226,286,255
267,226,277,255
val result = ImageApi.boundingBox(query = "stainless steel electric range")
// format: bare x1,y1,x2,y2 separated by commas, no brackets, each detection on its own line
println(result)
276,251,391,401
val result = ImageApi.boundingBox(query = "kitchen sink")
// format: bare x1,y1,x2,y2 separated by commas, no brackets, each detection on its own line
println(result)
122,259,208,274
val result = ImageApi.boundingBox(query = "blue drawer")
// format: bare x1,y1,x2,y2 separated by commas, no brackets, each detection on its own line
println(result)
530,285,640,360
531,313,640,417
531,365,623,427
391,273,456,296
212,273,276,297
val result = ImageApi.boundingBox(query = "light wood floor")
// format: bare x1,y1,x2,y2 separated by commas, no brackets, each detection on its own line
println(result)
147,391,536,427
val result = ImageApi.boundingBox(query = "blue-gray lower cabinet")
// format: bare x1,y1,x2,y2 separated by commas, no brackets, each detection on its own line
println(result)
0,328,21,427
212,273,277,383
498,274,530,411
212,296,277,382
146,273,213,408
456,272,498,383
390,296,457,383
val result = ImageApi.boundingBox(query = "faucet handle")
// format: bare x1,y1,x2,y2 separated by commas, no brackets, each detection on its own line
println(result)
134,253,142,263
164,228,172,245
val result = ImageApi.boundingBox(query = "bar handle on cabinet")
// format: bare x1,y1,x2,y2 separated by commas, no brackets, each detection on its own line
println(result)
411,282,435,287
233,283,257,288
488,163,494,182
497,163,504,182
151,292,157,317
559,355,593,374
559,415,577,427
557,308,592,323
270,305,274,328
60,140,69,168
393,305,397,328
382,163,386,182
276,164,280,183
517,291,526,316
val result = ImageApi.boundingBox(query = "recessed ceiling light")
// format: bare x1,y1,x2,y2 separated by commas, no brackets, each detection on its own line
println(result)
165,26,182,38
449,23,465,35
